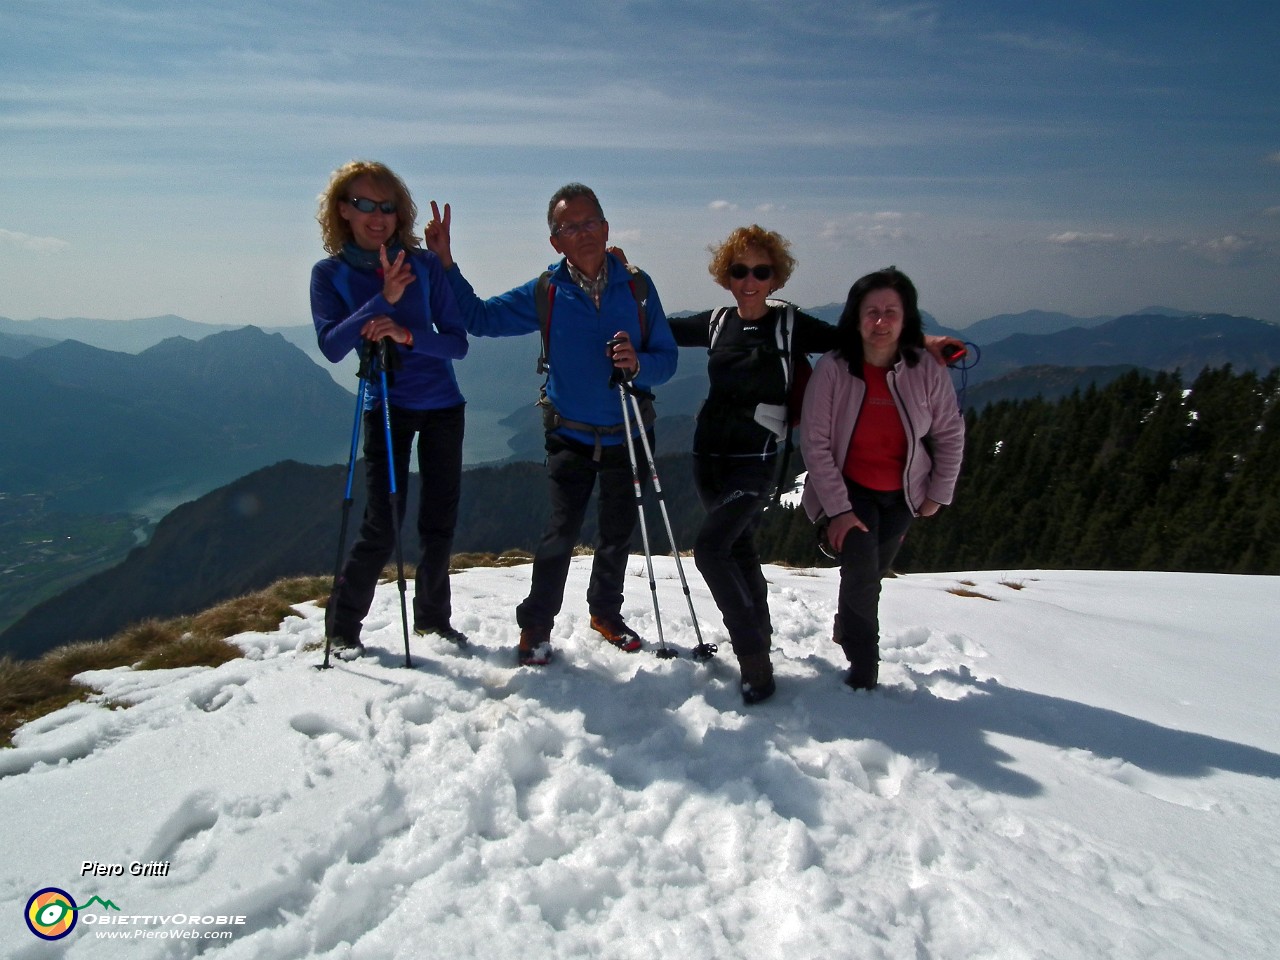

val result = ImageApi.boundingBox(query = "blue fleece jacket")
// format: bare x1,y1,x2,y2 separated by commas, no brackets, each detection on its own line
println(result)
310,249,468,411
444,253,677,446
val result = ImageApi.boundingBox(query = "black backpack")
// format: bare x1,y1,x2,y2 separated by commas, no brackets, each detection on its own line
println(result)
707,298,811,499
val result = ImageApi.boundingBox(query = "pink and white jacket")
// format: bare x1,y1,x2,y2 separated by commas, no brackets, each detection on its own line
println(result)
800,349,965,522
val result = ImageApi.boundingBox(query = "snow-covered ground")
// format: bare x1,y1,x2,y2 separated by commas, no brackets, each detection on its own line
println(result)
2,560,1277,959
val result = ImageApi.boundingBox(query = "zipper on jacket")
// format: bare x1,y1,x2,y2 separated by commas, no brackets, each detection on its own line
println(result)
887,367,921,516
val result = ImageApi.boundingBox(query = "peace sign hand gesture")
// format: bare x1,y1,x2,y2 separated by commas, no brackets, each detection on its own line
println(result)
424,200,454,270
379,245,415,305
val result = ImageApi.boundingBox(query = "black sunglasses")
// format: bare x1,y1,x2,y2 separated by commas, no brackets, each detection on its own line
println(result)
347,197,397,214
729,263,773,281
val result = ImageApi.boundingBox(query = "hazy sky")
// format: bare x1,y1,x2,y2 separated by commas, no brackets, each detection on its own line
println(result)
2,0,1277,329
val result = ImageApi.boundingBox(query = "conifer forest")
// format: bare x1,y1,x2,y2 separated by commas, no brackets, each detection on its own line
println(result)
751,366,1280,575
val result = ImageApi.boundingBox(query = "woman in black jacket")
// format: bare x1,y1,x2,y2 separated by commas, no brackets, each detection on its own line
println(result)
668,226,838,705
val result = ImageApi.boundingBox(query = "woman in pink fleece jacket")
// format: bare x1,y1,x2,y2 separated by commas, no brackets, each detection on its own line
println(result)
800,268,965,690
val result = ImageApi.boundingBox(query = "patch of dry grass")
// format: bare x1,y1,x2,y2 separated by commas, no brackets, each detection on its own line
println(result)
136,635,245,671
0,575,330,749
449,550,534,570
947,587,998,601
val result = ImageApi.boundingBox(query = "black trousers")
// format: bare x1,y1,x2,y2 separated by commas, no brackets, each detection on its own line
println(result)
836,480,914,682
516,432,649,631
328,402,465,642
693,454,775,658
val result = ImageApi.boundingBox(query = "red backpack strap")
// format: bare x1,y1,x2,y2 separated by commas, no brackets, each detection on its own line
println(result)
624,264,650,349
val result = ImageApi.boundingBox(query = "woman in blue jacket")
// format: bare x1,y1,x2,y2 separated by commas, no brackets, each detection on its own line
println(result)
310,160,469,659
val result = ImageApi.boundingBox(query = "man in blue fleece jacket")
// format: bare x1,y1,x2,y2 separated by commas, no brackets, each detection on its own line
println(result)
425,183,677,666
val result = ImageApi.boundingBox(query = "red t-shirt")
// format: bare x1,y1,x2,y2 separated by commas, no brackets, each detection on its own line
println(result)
843,364,907,491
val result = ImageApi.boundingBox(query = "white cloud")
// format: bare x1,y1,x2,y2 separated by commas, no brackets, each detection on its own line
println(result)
709,200,738,212
0,228,70,253
820,213,915,245
1192,234,1259,264
1265,151,1280,166
1047,231,1125,247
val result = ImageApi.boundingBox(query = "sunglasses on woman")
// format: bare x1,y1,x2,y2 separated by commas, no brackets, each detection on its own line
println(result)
729,263,773,281
347,197,397,214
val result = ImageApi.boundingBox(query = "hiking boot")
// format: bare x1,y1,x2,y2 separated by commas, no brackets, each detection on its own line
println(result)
844,664,879,691
589,615,643,652
415,622,469,648
517,627,553,667
328,637,365,662
741,676,777,705
738,653,776,705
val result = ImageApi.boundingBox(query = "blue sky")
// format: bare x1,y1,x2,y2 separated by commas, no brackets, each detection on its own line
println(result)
2,0,1277,329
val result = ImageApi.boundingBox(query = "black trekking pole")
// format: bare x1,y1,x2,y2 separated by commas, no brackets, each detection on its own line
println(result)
622,381,716,661
615,378,677,659
375,338,413,669
318,351,370,671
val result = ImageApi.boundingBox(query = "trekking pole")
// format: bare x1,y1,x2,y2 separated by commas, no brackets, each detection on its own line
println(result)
944,340,980,410
622,382,716,661
375,338,413,669
318,353,370,671
616,380,677,659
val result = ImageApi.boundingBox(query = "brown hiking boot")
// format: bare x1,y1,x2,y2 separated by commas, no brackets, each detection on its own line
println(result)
517,626,552,666
589,615,643,652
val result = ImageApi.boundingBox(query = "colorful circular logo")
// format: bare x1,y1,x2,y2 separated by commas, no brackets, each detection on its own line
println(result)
25,887,78,941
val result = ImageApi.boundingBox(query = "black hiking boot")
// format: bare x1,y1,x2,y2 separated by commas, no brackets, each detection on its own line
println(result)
843,664,879,691
415,622,469,648
738,653,776,706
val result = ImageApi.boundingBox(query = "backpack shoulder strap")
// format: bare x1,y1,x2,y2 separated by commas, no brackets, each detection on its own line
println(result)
623,264,650,350
535,270,555,374
767,298,801,504
708,306,732,348
766,298,797,388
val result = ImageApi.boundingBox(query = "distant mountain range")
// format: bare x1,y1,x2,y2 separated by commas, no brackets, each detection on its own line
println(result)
0,326,355,515
0,314,243,354
962,313,1280,387
5,308,1277,473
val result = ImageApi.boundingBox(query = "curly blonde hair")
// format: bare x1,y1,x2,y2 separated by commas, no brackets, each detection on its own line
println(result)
316,160,420,255
707,225,797,290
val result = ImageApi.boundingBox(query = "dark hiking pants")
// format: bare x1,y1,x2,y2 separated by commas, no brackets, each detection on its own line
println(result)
516,431,650,631
328,402,464,642
693,454,775,658
836,480,913,684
